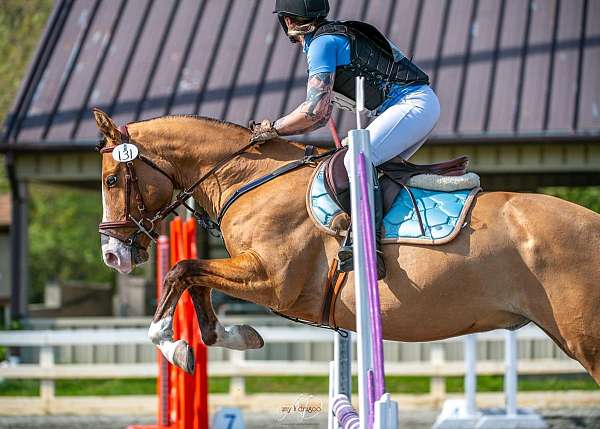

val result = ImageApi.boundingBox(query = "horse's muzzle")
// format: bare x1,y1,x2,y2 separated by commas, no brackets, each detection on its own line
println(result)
102,237,134,274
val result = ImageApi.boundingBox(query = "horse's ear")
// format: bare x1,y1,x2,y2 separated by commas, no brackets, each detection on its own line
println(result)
93,108,121,142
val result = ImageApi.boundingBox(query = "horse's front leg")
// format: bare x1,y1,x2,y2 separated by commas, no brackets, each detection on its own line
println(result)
188,287,264,350
147,271,194,372
148,251,272,373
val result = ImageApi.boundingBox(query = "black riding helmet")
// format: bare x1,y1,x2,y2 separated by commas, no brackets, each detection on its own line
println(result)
274,0,330,41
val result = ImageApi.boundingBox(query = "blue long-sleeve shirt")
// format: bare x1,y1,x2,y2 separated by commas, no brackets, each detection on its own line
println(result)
303,32,426,115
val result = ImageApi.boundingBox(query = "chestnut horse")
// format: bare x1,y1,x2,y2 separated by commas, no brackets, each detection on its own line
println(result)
94,109,600,382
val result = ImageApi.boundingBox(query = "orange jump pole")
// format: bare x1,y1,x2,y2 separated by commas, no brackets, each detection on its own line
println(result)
172,217,209,429
157,235,172,427
185,218,209,429
128,218,208,429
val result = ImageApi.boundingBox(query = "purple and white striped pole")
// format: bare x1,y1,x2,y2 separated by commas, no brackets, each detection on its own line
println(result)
358,151,386,403
331,77,397,429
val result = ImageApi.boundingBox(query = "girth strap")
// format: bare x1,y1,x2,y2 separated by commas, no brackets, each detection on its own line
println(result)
320,259,348,328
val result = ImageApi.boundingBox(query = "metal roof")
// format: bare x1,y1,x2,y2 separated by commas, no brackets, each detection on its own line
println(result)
3,0,600,149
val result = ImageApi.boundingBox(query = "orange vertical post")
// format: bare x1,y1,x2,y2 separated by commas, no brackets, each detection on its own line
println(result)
129,217,208,429
156,236,171,427
171,217,209,429
169,217,184,428
185,219,209,429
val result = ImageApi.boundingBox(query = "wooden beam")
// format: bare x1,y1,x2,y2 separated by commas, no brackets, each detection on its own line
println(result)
10,141,600,186
411,141,600,174
14,152,100,181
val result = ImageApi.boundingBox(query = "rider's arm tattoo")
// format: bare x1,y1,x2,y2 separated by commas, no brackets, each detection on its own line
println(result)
274,72,335,136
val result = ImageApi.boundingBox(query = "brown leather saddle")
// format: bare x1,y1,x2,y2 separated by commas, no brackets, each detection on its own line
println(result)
323,147,469,215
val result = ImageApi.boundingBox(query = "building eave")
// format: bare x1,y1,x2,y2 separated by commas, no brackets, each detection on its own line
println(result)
0,142,95,154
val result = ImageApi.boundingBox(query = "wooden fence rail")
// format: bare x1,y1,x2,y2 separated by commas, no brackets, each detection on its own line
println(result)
20,316,574,365
0,325,586,403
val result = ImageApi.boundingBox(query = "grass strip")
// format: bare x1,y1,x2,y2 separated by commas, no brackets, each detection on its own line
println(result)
0,375,596,397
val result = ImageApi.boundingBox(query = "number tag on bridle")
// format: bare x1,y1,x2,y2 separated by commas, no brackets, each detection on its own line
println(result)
112,143,139,162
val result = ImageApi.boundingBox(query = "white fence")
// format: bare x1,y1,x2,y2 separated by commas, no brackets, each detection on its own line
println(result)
0,324,586,403
20,316,576,365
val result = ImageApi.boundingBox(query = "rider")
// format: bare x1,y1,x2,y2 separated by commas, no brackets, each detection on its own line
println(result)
250,0,441,278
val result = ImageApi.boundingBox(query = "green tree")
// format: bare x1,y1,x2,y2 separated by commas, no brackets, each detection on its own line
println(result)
0,0,52,126
542,187,600,214
28,184,114,303
0,160,8,194
0,1,117,305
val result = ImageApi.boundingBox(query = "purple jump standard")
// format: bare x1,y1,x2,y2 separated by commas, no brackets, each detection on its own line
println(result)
358,151,386,406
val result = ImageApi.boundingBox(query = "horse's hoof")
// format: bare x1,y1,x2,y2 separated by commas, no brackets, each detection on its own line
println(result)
239,324,265,349
173,340,195,374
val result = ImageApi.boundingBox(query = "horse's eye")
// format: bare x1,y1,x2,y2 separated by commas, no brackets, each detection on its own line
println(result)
106,175,118,187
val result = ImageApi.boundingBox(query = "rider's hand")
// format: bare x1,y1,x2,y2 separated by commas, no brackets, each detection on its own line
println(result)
249,119,279,144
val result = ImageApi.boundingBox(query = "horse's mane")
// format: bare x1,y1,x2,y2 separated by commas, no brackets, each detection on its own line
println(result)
131,114,249,134
96,114,250,152
129,115,311,155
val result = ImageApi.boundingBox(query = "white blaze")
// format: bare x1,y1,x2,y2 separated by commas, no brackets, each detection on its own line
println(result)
101,180,133,273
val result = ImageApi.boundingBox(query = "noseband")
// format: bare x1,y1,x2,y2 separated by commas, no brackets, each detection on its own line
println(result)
98,125,260,248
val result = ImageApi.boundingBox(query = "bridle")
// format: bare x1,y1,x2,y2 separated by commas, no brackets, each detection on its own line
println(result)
98,125,260,248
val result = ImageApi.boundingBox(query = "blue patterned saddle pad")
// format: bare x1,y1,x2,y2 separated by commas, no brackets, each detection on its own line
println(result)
307,163,480,245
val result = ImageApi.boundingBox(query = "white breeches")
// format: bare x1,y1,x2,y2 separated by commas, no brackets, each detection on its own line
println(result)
344,85,440,173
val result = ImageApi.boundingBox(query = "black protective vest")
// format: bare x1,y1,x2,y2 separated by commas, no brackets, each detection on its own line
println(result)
312,21,429,111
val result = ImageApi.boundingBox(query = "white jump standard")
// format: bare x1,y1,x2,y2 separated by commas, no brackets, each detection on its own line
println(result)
434,331,547,429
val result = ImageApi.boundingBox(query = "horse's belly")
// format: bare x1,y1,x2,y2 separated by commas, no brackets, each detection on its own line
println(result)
379,260,484,341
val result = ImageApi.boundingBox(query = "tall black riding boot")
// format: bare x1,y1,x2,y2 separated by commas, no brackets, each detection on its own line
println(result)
373,184,387,279
337,179,387,279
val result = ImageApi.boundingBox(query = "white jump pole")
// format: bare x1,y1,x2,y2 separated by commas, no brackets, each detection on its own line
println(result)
329,362,338,429
433,334,480,429
504,330,518,417
329,332,352,429
475,330,547,429
465,334,477,416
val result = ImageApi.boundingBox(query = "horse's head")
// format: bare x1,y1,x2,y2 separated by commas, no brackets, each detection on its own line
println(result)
94,109,175,274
